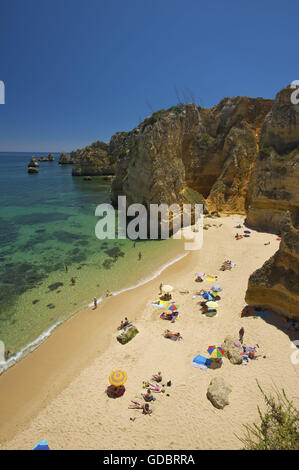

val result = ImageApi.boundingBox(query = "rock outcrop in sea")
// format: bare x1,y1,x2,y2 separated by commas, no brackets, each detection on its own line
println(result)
28,156,39,173
246,86,299,233
58,152,73,165
245,211,299,319
71,141,115,176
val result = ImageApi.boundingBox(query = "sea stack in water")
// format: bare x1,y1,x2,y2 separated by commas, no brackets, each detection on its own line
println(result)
28,156,39,173
71,140,116,176
245,211,299,319
58,152,73,165
48,153,55,161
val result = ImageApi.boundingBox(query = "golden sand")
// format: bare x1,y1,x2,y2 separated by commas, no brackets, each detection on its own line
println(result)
0,215,298,449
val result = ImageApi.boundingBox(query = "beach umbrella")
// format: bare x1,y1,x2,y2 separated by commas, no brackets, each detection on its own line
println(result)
211,284,222,292
162,285,173,293
207,346,224,358
109,369,127,387
205,301,218,309
202,292,214,301
167,302,179,312
33,440,50,450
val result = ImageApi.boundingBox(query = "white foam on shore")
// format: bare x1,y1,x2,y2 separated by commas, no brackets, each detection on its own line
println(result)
0,250,188,375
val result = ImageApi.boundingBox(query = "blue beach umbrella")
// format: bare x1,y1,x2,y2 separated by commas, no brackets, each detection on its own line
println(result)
33,439,50,450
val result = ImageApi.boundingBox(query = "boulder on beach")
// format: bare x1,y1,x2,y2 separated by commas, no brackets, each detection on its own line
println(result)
221,335,243,364
207,377,232,409
117,325,139,345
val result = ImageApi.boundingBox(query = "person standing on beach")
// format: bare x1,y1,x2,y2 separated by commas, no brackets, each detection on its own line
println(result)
159,282,163,295
133,242,136,248
65,265,68,272
239,327,245,344
71,277,75,285
138,252,142,261
93,297,97,309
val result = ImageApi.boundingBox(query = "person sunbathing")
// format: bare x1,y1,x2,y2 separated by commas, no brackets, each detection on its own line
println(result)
128,401,152,415
117,317,130,330
152,371,162,382
142,388,156,402
164,329,181,340
148,382,165,393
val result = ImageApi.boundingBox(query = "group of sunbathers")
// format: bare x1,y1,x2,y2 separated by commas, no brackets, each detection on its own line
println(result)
117,317,131,330
160,311,178,322
128,372,167,415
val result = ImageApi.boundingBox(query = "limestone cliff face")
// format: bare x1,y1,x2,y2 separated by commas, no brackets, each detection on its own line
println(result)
71,141,115,176
246,86,299,233
111,98,272,212
245,211,299,319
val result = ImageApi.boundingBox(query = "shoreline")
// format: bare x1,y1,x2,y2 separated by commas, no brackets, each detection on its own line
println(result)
0,246,193,444
0,250,188,376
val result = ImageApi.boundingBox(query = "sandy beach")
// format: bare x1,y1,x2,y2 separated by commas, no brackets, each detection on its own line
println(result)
0,214,298,450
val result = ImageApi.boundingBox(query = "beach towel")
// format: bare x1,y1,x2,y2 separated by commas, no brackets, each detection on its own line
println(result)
152,300,168,308
120,323,133,330
191,354,213,370
205,277,216,282
244,230,251,234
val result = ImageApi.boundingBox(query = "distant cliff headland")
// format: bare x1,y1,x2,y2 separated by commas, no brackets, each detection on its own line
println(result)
70,85,299,319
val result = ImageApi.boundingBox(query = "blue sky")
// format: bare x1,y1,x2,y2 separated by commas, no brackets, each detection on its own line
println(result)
0,0,298,152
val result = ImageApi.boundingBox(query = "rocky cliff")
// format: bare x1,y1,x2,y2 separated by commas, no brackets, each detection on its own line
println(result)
71,138,126,176
246,86,299,233
110,98,272,213
245,211,299,319
58,152,73,165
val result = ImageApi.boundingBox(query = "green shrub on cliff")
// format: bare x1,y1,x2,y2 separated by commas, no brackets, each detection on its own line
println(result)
239,382,299,450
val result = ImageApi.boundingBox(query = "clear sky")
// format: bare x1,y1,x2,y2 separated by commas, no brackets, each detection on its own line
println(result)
0,0,298,152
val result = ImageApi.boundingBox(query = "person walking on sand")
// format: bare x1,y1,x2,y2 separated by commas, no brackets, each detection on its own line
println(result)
93,297,97,309
71,277,75,285
138,252,142,261
239,326,245,344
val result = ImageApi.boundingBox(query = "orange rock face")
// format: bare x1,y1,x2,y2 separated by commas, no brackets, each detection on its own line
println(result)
245,211,299,319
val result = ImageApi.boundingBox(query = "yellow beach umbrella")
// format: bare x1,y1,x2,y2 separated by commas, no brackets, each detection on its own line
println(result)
162,285,173,294
206,301,218,309
109,370,127,386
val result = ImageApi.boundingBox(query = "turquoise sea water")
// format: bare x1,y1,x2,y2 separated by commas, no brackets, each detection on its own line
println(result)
0,152,185,372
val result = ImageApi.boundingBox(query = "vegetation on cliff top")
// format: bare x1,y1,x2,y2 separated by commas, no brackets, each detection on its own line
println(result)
239,382,299,450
